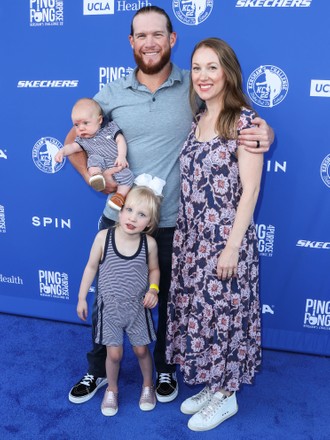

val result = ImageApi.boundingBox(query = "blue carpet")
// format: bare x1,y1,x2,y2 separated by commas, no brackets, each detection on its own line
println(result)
0,312,329,440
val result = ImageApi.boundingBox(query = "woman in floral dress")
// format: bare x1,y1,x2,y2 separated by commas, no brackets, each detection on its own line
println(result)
166,38,264,432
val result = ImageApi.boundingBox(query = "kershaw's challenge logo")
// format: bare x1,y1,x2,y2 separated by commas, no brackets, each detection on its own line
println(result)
247,65,289,108
172,0,213,26
32,137,65,174
320,154,330,188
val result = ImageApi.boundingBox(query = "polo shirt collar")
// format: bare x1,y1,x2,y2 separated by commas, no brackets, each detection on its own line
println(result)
123,63,184,90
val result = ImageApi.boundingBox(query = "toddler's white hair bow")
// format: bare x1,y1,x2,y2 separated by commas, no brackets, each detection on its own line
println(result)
134,173,166,197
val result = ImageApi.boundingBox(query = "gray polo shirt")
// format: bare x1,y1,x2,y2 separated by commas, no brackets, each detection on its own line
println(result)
94,64,193,227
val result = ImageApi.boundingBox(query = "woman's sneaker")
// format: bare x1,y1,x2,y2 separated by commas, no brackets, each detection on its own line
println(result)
101,389,118,416
68,373,108,403
155,372,178,403
139,386,156,411
187,391,238,431
180,386,211,414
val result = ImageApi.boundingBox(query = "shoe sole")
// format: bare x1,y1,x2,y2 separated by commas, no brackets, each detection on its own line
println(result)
187,406,238,431
139,403,156,411
107,200,122,211
156,386,179,403
89,176,105,192
101,407,118,416
180,402,208,415
68,378,108,404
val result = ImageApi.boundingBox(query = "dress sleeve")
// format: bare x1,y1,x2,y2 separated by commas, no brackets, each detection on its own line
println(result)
237,107,257,132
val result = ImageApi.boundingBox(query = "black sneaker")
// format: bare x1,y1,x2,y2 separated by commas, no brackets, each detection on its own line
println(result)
68,373,107,404
155,372,178,403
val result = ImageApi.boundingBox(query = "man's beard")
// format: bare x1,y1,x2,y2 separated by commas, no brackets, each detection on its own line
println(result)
133,47,171,75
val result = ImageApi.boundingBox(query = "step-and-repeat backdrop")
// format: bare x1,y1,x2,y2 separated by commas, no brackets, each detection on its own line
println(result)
0,1,329,356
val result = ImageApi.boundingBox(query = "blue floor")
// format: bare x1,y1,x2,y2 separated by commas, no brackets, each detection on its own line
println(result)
1,312,329,440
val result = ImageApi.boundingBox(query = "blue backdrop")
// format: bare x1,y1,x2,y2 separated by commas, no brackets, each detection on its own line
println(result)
0,0,329,356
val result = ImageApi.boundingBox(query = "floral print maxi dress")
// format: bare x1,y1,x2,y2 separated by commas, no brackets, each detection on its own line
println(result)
166,108,262,393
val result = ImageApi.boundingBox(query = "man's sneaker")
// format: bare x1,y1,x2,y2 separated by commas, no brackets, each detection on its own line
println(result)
187,391,238,431
68,373,108,404
139,385,156,411
180,386,211,414
155,372,178,403
101,389,118,416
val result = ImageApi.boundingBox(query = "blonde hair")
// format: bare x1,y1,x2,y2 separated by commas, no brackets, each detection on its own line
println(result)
72,98,103,118
123,186,161,234
189,38,255,139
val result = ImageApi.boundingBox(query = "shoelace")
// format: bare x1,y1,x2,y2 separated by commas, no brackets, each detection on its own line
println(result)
191,387,210,404
80,373,95,386
200,393,226,421
158,373,172,384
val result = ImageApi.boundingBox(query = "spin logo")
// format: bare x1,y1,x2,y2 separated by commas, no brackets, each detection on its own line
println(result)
247,65,289,108
83,0,114,15
320,154,330,188
304,298,330,331
39,270,69,300
172,0,213,26
256,223,275,257
0,205,6,234
30,0,64,27
32,137,64,174
99,66,134,90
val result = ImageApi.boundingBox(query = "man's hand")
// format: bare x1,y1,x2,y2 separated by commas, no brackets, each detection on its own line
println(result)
238,117,274,154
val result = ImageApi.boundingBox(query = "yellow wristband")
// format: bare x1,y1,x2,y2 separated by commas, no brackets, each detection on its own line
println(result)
149,284,159,293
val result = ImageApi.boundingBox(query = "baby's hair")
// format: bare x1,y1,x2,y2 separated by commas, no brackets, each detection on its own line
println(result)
73,98,103,117
124,186,161,234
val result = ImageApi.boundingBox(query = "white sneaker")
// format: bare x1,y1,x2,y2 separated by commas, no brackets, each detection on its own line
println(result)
101,389,118,416
180,386,211,414
139,386,156,411
187,391,238,431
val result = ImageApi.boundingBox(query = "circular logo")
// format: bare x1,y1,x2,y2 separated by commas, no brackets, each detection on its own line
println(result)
247,65,289,108
320,154,330,188
32,137,65,174
172,0,213,26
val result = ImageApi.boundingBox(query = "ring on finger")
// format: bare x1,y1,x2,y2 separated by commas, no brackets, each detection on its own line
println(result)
256,140,260,148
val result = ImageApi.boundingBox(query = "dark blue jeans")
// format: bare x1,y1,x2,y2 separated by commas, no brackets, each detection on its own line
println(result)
87,215,176,376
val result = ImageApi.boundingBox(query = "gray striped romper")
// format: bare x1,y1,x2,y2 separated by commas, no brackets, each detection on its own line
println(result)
76,121,134,187
95,228,156,347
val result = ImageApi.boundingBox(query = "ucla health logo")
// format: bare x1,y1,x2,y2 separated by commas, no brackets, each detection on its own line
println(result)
172,0,213,26
320,154,330,188
32,137,64,174
39,269,69,300
247,65,289,108
304,298,330,331
83,0,114,15
30,0,64,27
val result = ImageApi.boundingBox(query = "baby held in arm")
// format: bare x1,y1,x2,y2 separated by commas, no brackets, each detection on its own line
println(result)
55,98,134,211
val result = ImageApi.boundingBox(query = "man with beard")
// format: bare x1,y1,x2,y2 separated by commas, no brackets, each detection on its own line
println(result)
67,6,273,406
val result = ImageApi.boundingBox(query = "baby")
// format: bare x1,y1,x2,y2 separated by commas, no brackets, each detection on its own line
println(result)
55,98,134,210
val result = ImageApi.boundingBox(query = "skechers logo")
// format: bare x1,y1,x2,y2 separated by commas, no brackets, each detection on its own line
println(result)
18,80,79,88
